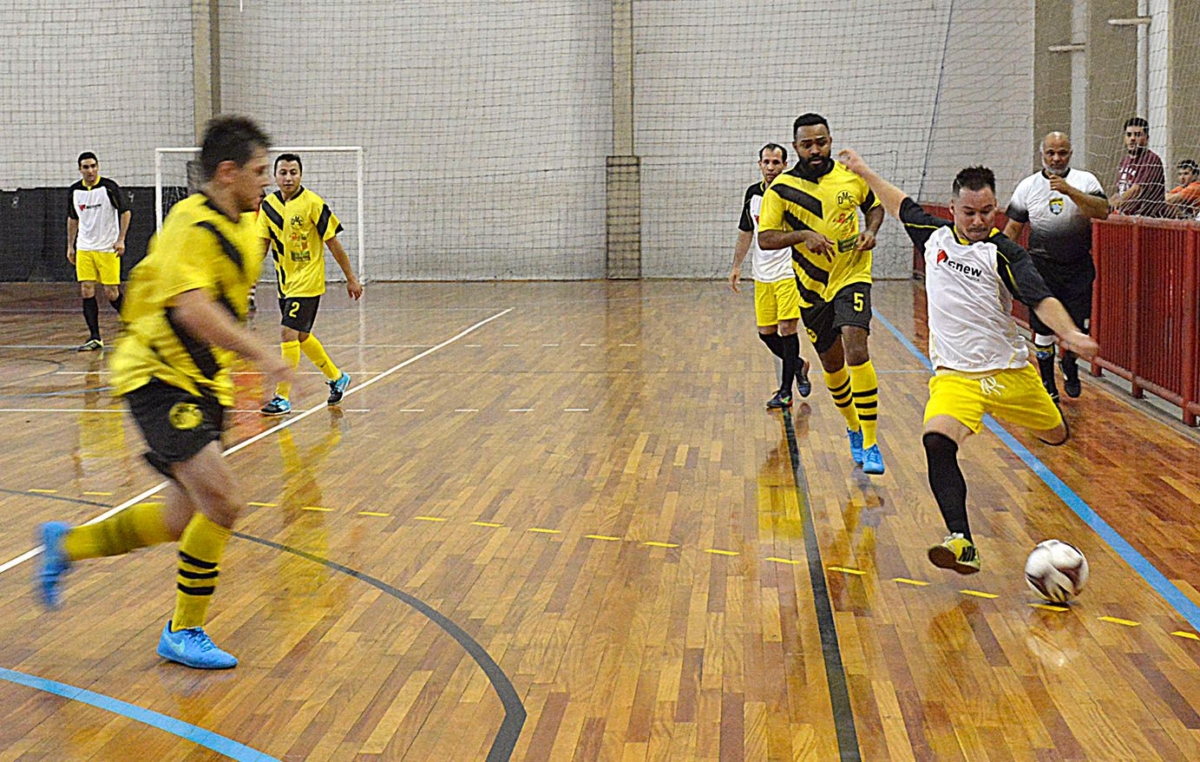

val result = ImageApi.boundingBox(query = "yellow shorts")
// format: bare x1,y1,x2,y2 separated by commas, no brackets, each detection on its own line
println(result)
76,250,121,285
754,278,802,327
924,364,1063,434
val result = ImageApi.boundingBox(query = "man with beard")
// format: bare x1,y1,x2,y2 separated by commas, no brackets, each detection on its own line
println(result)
758,114,886,474
1112,117,1168,217
1003,131,1109,400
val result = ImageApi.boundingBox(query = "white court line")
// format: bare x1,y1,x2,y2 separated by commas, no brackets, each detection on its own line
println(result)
0,308,513,576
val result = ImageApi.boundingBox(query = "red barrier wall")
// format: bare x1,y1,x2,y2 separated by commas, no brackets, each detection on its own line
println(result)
912,204,1200,425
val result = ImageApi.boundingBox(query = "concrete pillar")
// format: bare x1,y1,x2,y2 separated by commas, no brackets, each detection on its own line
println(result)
193,0,220,144
607,0,640,279
1033,0,1075,171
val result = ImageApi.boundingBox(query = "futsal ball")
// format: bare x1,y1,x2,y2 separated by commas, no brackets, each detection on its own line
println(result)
1024,539,1089,603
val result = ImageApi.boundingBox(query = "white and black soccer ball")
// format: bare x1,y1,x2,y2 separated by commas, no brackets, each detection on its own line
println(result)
1025,539,1089,603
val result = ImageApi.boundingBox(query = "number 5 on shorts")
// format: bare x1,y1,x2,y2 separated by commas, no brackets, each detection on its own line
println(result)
853,292,864,312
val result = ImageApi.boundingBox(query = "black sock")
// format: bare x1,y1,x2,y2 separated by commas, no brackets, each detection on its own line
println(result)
82,297,100,340
1034,345,1056,389
1061,351,1078,382
923,432,970,540
757,331,785,359
109,294,123,314
780,333,800,395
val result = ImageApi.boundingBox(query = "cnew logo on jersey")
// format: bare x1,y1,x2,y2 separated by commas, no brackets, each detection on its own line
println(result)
1049,197,1064,215
935,249,982,279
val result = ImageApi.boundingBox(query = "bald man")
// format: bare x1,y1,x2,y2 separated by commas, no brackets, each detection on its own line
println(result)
1004,132,1110,400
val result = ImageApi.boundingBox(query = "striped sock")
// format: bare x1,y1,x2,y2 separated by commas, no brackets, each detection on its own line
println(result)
824,365,860,432
848,360,880,449
171,513,231,631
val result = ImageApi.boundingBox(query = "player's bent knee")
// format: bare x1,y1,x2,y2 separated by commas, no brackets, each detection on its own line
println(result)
1035,425,1069,446
922,431,958,457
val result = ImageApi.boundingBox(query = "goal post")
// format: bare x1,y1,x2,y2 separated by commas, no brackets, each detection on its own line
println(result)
154,146,366,283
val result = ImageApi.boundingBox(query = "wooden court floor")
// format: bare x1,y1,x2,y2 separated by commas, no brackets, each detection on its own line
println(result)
1,280,1200,761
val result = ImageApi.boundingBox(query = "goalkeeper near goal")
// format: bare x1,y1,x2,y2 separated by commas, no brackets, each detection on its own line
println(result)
258,153,364,415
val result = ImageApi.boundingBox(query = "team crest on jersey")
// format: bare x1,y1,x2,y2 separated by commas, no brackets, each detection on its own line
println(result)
1049,197,1064,215
837,190,853,206
168,401,203,431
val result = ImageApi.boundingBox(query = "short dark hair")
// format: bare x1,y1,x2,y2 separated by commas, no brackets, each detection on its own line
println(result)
759,143,788,162
1178,159,1198,173
274,153,303,173
77,152,98,167
952,166,996,197
198,115,272,182
1124,116,1149,133
792,113,829,137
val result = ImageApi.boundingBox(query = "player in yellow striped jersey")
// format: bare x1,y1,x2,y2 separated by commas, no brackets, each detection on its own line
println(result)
258,153,363,416
759,113,887,474
37,115,292,669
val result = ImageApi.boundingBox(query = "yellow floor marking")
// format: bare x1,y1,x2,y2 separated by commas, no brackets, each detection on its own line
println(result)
1171,631,1200,641
586,534,620,541
1099,616,1141,627
414,516,447,522
766,557,801,565
828,566,865,575
359,511,389,517
28,489,57,494
471,521,503,528
961,590,998,599
1030,603,1069,612
82,491,112,496
529,527,561,534
892,578,930,586
302,506,333,512
704,548,739,556
248,501,277,507
644,541,679,548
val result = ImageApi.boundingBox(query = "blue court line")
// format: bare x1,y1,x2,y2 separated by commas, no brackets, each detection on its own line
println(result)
0,666,278,761
874,310,1200,632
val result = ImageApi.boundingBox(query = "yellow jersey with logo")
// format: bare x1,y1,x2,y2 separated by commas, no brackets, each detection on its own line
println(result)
109,194,263,407
757,161,880,304
257,186,343,298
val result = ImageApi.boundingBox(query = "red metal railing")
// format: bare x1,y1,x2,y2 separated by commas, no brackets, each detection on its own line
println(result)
912,204,1200,425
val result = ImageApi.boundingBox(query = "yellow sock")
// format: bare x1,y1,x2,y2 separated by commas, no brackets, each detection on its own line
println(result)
276,340,301,399
63,502,173,561
848,360,880,449
300,334,341,381
824,365,860,432
172,513,231,631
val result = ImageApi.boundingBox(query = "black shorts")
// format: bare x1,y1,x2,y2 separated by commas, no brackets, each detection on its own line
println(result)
125,379,225,478
1029,258,1094,336
279,296,321,333
801,281,872,354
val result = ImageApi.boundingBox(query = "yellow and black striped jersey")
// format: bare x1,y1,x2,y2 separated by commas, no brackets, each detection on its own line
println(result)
109,194,263,407
757,161,880,304
257,187,343,298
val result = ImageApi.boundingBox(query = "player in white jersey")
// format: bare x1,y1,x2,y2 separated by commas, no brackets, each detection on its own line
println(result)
67,152,131,351
1004,132,1109,400
838,148,1098,574
729,143,811,408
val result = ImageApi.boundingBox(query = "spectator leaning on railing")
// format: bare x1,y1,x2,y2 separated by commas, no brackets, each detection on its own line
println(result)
1113,117,1169,218
1165,159,1200,219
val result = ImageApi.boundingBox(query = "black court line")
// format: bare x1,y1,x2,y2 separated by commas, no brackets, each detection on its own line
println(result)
780,411,861,760
235,532,526,762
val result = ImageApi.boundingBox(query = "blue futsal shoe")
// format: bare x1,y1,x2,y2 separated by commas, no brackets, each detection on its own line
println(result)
862,444,886,475
260,395,292,416
157,622,238,669
37,522,71,608
327,372,351,405
847,428,865,465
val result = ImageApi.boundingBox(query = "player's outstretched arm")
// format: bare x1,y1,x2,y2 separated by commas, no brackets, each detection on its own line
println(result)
838,149,908,219
326,236,363,300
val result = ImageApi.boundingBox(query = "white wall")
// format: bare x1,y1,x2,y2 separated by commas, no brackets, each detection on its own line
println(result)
217,0,613,281
0,0,194,188
634,0,1035,279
